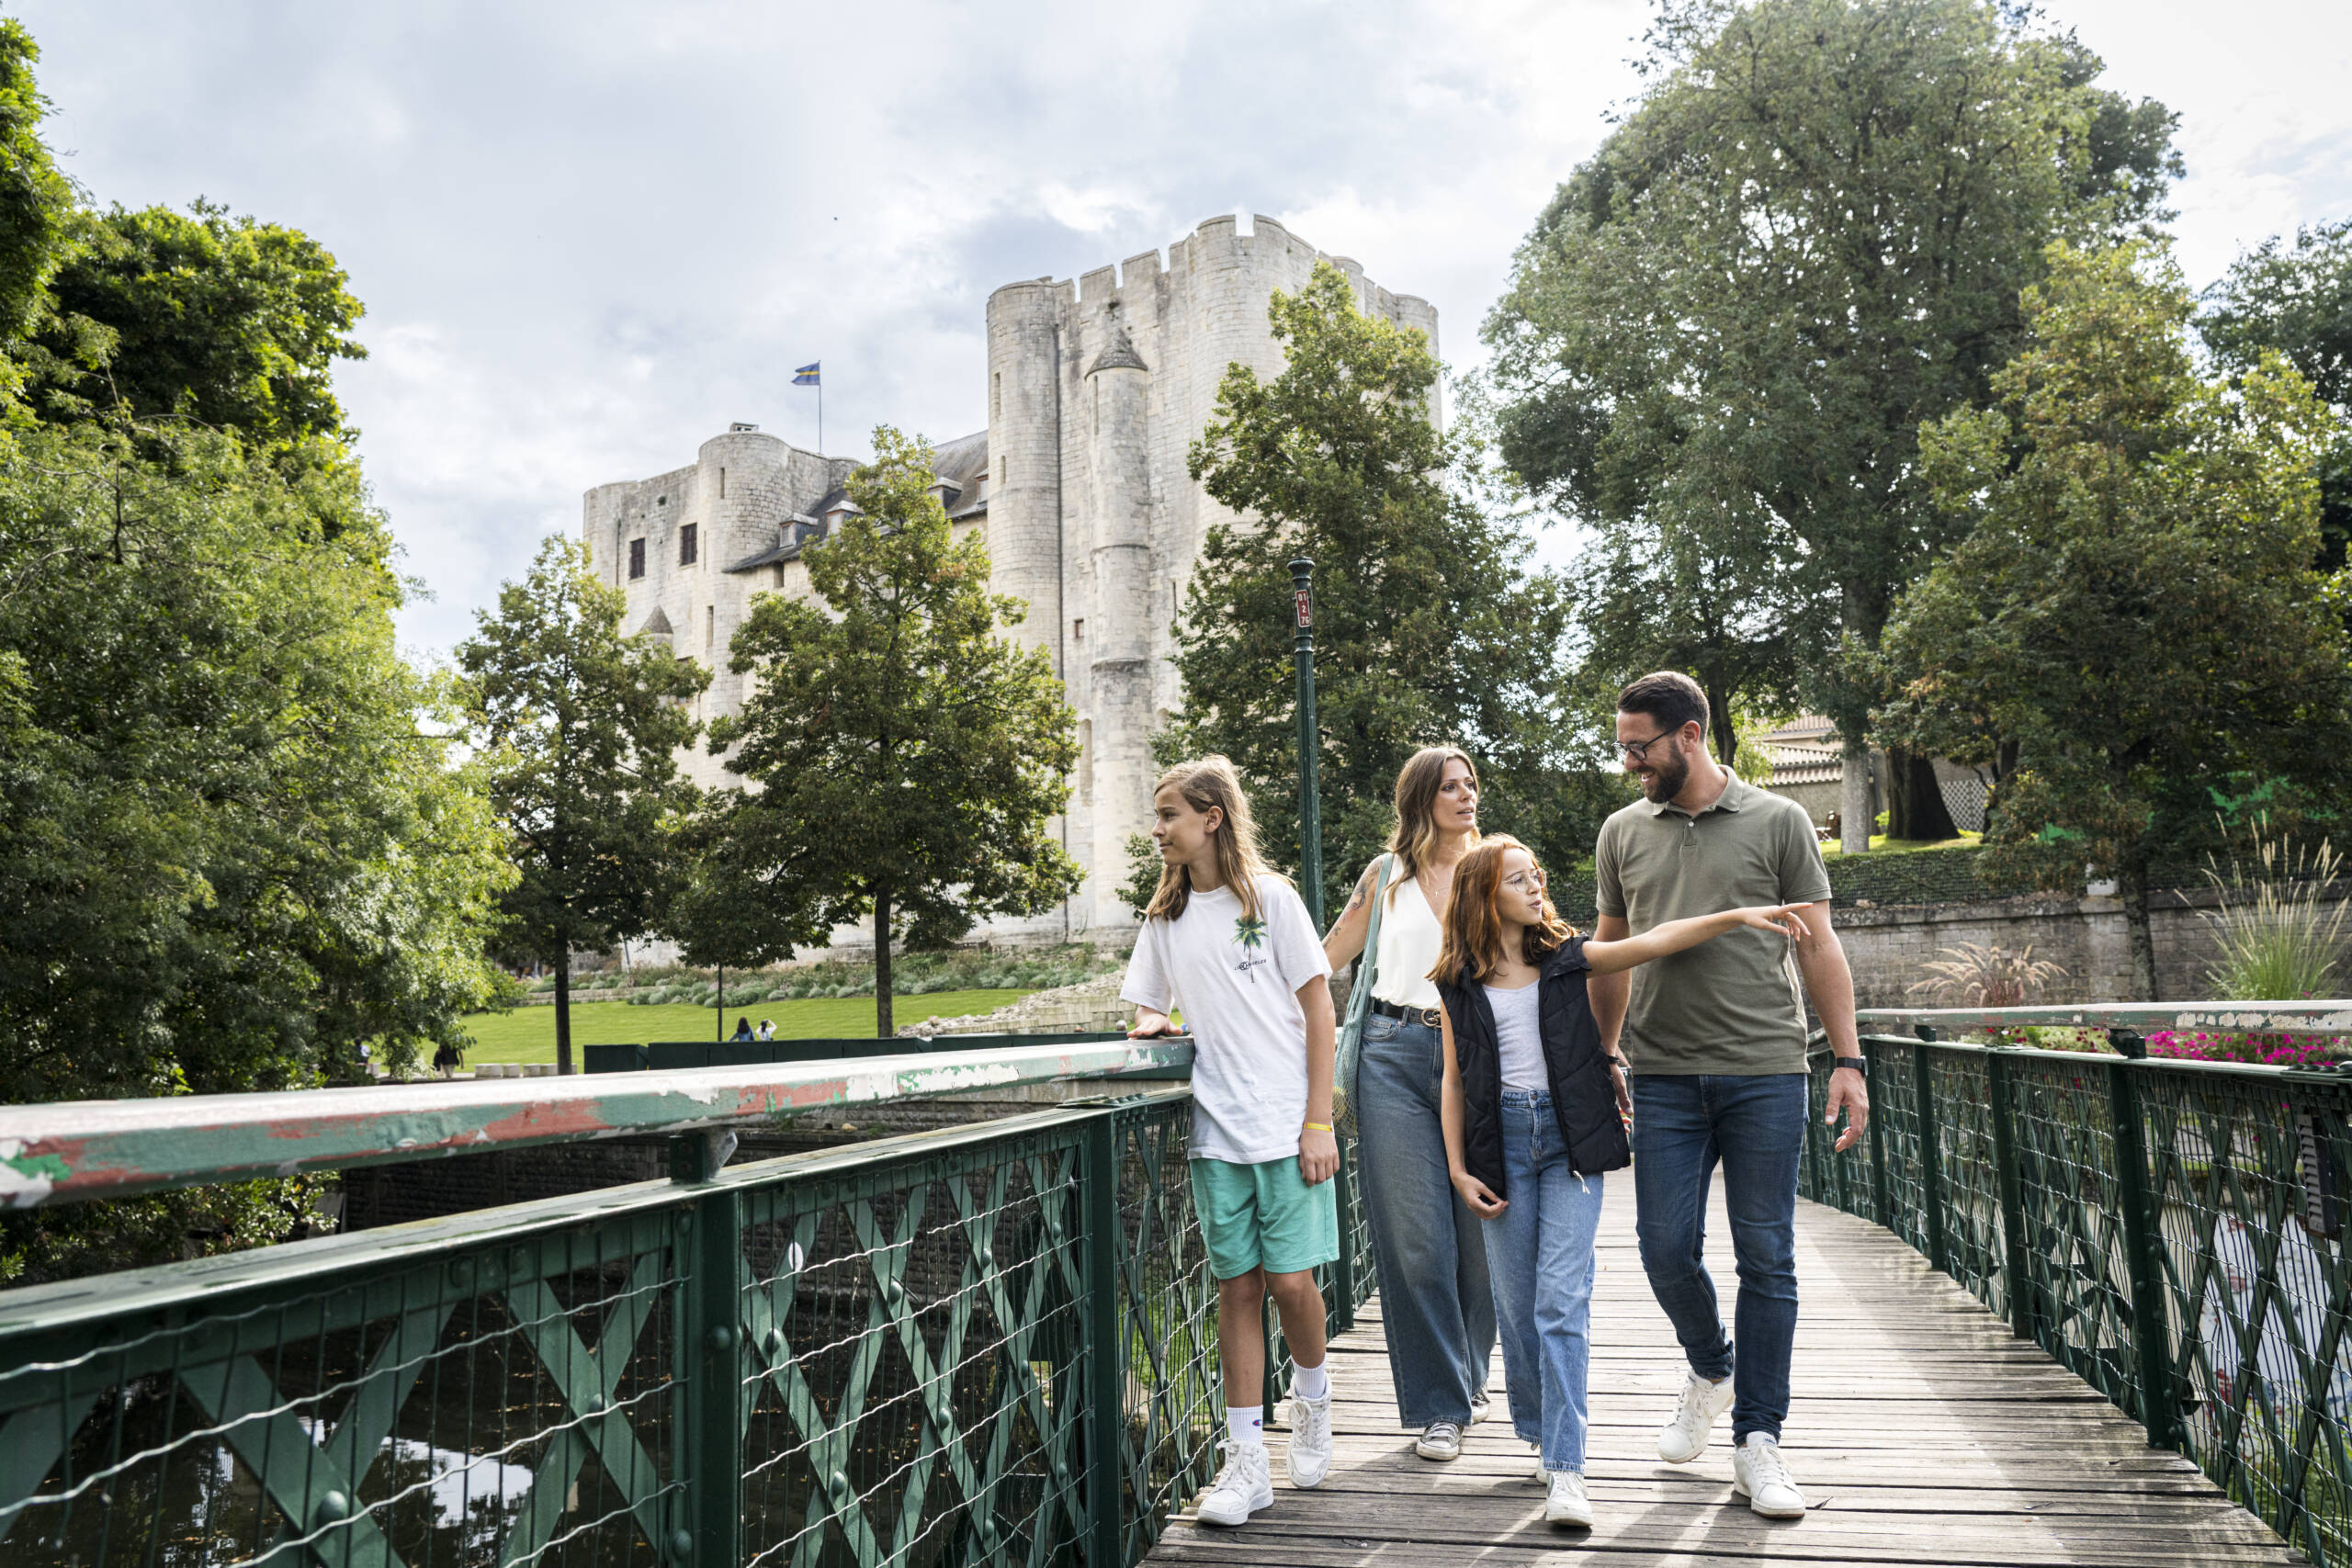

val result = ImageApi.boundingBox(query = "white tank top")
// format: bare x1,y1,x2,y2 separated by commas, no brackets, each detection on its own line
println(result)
1370,863,1443,1010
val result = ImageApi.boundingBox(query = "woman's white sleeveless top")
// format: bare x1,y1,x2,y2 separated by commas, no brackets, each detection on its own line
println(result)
1370,863,1443,1010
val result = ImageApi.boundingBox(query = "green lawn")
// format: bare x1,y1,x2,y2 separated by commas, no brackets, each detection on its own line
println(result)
1819,831,1981,857
458,988,1035,1064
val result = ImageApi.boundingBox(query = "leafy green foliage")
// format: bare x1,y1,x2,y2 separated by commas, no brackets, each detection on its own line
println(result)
1876,243,2351,998
0,424,516,1100
0,20,71,415
20,202,367,473
1178,261,1623,901
696,427,1082,1035
458,536,706,1073
1484,0,2179,838
2202,217,2352,581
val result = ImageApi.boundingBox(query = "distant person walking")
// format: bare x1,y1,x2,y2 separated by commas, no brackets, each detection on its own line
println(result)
1589,672,1868,1519
1321,747,1497,1461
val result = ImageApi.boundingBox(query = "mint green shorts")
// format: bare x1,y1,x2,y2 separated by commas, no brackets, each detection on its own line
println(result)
1189,1156,1340,1280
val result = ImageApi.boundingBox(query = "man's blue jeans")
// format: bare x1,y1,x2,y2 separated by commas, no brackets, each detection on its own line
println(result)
1358,1012,1497,1427
1630,1072,1807,1443
1483,1089,1604,1473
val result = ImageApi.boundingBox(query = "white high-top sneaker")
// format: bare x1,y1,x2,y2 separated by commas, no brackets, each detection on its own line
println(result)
1196,1440,1273,1527
1544,1471,1594,1528
1731,1432,1807,1518
1285,1391,1333,1489
1657,1371,1735,1463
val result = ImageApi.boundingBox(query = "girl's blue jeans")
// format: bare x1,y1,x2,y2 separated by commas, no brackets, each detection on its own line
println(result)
1482,1088,1604,1474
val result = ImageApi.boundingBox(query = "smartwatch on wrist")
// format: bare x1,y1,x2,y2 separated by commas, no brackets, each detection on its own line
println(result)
1833,1056,1868,1073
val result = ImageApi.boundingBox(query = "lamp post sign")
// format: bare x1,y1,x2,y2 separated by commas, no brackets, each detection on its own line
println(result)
1289,558,1324,927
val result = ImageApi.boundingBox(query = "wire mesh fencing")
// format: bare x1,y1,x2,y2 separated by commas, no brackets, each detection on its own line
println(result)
1801,1027,2352,1566
0,1088,1375,1568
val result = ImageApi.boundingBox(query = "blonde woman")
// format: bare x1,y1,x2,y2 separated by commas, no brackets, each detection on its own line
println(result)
1321,747,1496,1461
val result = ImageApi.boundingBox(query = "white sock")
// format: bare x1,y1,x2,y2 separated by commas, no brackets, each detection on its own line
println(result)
1292,1359,1330,1401
1227,1404,1264,1449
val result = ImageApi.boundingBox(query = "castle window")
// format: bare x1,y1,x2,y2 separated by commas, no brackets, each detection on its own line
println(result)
628,538,646,580
706,605,716,650
999,456,1008,484
1079,718,1092,802
679,524,698,567
718,468,727,500
1073,618,1085,641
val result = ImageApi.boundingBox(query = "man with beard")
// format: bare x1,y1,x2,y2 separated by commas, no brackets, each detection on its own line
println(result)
1588,672,1865,1519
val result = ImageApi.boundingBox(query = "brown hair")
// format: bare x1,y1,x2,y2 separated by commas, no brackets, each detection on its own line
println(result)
1386,747,1479,903
1617,671,1710,742
1141,756,1283,924
1428,835,1574,984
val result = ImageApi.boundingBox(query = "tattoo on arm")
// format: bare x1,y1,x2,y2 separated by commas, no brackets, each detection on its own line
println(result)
1341,879,1369,918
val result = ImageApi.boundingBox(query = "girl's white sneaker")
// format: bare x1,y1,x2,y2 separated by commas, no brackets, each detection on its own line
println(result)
1414,1419,1463,1461
1285,1392,1333,1489
1544,1471,1594,1528
1657,1371,1735,1463
1196,1441,1272,1527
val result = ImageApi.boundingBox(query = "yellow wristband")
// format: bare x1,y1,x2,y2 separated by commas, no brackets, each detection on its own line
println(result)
1303,1122,1333,1132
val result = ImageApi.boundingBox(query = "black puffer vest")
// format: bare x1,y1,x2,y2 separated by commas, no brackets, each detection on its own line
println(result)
1435,937,1631,1200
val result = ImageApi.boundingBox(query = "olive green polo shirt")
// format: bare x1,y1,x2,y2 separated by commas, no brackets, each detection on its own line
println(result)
1593,773,1832,1076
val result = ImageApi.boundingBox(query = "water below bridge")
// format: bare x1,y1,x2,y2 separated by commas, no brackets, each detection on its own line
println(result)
1147,1181,2301,1567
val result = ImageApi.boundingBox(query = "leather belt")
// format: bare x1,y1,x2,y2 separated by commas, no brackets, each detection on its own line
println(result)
1371,997,1444,1029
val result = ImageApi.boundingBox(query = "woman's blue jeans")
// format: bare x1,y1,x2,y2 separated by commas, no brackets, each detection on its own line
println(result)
1483,1089,1603,1473
1629,1072,1807,1443
1357,1012,1497,1427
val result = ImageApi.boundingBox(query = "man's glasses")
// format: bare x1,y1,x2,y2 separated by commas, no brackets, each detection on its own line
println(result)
1615,728,1679,764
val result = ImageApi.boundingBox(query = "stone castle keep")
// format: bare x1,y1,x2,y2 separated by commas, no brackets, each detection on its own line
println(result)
584,214,1435,944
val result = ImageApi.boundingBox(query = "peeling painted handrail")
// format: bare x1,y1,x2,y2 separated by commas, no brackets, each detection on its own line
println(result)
0,1037,1194,1209
1855,1000,2352,1036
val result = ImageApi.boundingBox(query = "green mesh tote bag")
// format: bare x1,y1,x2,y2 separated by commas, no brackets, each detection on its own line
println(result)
1332,853,1396,1138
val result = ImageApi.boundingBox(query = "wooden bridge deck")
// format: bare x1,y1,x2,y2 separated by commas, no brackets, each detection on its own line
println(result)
1148,1181,2303,1567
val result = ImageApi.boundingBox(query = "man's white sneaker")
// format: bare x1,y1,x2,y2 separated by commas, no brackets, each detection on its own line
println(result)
1285,1392,1333,1489
1414,1419,1463,1461
1544,1471,1594,1528
1731,1433,1807,1518
1196,1441,1273,1527
1530,1443,1546,1483
1469,1386,1492,1426
1657,1371,1735,1463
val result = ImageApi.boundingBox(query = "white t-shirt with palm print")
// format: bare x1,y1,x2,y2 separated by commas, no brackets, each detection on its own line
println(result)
1122,874,1331,1166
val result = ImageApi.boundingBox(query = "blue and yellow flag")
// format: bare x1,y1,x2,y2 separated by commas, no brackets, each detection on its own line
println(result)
793,362,820,386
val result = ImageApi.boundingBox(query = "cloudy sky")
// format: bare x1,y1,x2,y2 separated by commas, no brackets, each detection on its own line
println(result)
16,0,2351,660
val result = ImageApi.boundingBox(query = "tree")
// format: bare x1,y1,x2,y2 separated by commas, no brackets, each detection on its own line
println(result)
1178,261,1620,899
0,423,517,1280
21,200,367,471
0,19,71,418
1876,243,2349,998
458,537,707,1073
1484,0,2179,850
2202,217,2352,584
704,427,1080,1037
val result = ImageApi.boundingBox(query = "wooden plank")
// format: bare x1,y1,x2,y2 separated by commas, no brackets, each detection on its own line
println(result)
1144,1181,2302,1568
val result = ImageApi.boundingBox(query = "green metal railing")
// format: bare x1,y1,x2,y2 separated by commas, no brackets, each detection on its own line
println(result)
0,1054,1375,1567
1815,1003,2352,1565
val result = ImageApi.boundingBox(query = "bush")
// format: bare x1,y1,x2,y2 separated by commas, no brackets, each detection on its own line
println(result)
2199,834,2348,1001
2147,1031,2340,1066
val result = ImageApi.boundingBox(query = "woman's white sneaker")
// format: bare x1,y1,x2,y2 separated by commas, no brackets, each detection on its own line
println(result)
1196,1441,1273,1527
1731,1433,1807,1518
1544,1471,1594,1528
1415,1419,1463,1461
1285,1392,1333,1489
1469,1386,1492,1425
1657,1371,1735,1463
